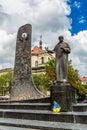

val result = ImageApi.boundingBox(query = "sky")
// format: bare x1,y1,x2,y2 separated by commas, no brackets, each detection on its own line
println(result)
0,0,87,77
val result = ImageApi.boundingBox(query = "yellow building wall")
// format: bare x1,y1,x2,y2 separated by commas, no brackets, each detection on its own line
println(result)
31,51,52,68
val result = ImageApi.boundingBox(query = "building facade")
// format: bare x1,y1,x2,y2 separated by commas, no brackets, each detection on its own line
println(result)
31,46,53,74
80,77,87,85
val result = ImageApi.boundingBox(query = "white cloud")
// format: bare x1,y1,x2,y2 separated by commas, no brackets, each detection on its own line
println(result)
0,0,71,33
0,0,87,77
79,16,86,24
0,30,16,68
68,31,87,76
0,0,30,15
73,1,81,8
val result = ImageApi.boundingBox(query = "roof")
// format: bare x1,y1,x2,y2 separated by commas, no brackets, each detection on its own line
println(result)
31,46,42,54
0,68,12,73
50,55,55,59
80,77,87,81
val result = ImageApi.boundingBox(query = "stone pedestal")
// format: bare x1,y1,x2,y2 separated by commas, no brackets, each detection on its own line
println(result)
51,82,76,111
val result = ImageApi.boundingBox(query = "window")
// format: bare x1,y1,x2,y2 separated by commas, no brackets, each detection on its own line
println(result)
48,57,50,61
41,57,44,64
35,61,38,67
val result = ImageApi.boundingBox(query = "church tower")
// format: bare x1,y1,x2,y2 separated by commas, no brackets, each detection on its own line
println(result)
39,35,42,50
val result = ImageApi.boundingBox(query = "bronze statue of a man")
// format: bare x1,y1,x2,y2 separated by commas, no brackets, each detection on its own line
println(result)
46,36,71,83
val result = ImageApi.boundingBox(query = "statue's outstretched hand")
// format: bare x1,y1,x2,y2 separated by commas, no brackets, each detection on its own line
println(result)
45,47,54,53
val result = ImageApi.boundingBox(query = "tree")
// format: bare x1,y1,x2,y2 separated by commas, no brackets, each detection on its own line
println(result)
0,59,87,96
45,59,87,96
0,71,13,95
33,74,50,94
68,60,87,95
45,59,56,85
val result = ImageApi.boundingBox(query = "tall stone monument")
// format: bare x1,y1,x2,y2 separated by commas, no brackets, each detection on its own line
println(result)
10,24,44,100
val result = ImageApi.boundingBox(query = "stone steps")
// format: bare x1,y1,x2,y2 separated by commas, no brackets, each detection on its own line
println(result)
0,103,50,110
0,102,87,112
0,101,87,129
0,108,87,124
72,103,87,112
0,125,38,130
1,97,50,103
0,118,87,130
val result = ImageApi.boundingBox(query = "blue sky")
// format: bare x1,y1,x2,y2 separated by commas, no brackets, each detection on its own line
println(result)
68,0,87,35
0,0,87,77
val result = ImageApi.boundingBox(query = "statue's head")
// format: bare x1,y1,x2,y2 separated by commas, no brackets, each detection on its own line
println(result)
58,36,64,42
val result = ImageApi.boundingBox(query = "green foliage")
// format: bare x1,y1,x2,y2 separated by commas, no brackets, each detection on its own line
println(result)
68,60,87,95
45,59,56,85
33,74,50,94
0,71,13,95
83,84,87,89
33,59,56,94
45,59,87,96
0,59,87,96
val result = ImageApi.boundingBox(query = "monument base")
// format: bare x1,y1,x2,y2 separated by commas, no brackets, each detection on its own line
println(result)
51,82,76,111
10,77,45,101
